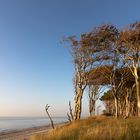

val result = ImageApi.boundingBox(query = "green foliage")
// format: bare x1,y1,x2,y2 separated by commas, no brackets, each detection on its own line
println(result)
100,90,114,101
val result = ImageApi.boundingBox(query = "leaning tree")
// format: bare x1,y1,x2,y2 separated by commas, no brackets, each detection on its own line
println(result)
66,34,93,120
117,21,140,116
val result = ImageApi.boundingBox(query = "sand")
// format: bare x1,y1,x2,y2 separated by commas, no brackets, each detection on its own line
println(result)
0,122,67,140
0,125,52,140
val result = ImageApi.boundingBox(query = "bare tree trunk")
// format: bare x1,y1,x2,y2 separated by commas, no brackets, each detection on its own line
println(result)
134,66,140,116
88,85,99,117
114,97,119,118
67,101,74,122
125,89,130,118
45,104,54,129
88,86,95,117
119,99,125,116
136,81,140,116
130,102,134,116
119,100,122,116
93,101,96,116
74,87,83,120
67,113,71,122
89,99,95,116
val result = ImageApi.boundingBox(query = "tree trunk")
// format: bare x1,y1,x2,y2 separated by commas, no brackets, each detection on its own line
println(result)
45,105,55,129
137,97,140,116
89,99,95,116
119,101,122,116
74,87,83,120
114,97,119,118
134,66,140,116
125,90,130,118
119,99,125,116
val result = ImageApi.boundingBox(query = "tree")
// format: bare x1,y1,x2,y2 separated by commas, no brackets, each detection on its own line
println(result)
65,21,140,120
100,90,115,115
117,21,140,116
45,104,54,129
89,24,121,118
88,85,102,116
66,34,93,120
99,67,139,117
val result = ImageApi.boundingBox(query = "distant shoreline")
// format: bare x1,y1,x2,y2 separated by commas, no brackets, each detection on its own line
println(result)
0,123,65,140
0,122,67,140
0,125,50,140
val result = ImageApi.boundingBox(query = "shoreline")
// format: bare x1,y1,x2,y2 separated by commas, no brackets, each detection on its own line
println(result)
0,125,50,140
0,122,67,140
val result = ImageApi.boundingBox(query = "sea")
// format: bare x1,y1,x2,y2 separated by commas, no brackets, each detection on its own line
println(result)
0,117,67,132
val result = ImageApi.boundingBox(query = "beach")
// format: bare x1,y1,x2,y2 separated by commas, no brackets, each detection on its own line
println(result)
0,117,67,140
0,121,68,140
0,125,51,140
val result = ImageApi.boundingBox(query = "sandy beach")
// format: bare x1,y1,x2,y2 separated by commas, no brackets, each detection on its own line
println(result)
0,125,51,140
0,122,67,140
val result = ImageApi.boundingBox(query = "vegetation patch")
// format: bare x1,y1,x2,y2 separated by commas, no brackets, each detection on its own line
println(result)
31,116,140,140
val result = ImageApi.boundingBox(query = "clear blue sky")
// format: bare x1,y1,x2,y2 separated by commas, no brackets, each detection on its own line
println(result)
0,0,140,117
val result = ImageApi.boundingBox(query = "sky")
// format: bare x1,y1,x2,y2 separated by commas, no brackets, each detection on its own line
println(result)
0,0,140,117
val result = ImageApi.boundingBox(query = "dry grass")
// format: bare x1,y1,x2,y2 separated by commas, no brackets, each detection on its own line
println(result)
31,116,140,140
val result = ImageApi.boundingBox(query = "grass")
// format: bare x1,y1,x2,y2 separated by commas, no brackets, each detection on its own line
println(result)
31,116,140,140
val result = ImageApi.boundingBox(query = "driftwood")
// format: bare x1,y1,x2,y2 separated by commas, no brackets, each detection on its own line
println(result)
45,104,54,129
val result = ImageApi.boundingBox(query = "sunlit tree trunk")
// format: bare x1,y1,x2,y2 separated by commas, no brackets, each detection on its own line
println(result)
74,87,83,120
125,89,130,118
133,61,140,116
114,97,119,118
88,85,99,116
73,70,87,120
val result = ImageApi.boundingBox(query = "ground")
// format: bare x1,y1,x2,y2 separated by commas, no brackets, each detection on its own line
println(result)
31,116,140,140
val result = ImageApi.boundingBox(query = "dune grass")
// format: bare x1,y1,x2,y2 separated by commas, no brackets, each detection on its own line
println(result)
31,116,140,140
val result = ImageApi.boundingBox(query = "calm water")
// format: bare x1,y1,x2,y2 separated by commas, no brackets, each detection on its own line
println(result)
0,117,67,132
